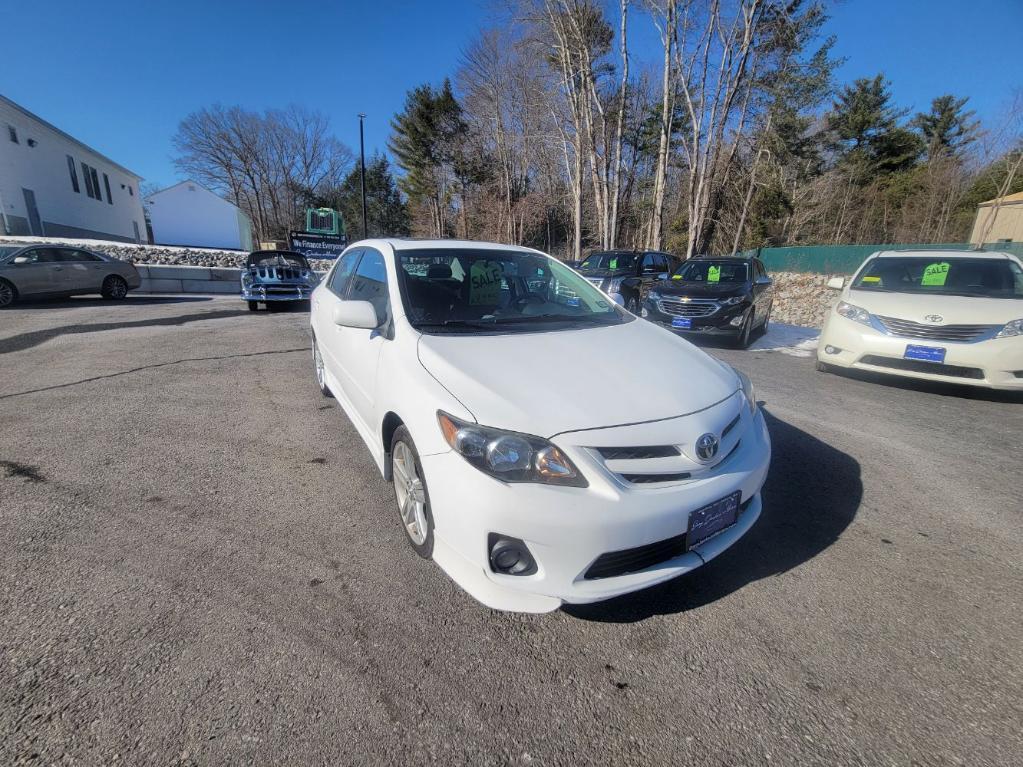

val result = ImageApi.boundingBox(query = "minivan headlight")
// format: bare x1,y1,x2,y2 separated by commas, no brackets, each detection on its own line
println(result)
437,412,587,487
995,319,1023,338
836,301,871,326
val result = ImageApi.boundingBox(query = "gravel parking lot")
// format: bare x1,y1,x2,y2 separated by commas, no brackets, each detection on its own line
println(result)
1,296,1021,765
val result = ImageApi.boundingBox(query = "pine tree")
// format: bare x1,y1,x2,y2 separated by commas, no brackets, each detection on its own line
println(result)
913,95,979,159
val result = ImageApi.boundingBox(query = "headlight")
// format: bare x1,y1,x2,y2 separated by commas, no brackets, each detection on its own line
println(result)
836,301,871,326
721,296,744,306
608,277,624,294
437,412,587,487
647,290,662,302
995,319,1023,338
241,271,254,285
736,369,757,414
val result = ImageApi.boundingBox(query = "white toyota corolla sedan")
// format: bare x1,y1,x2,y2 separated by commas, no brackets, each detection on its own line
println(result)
310,239,771,613
817,249,1023,390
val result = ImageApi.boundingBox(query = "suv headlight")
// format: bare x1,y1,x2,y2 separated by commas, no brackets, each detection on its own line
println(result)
437,412,587,487
607,277,624,294
836,301,871,326
995,319,1023,338
647,290,662,302
721,296,744,306
736,369,757,414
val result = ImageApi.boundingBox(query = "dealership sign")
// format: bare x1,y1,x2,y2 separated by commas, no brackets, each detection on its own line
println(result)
288,231,347,259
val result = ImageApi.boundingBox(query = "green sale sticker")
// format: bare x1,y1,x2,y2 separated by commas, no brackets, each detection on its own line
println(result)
921,262,950,286
708,265,721,283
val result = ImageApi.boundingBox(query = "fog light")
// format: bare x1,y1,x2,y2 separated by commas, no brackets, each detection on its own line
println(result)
488,535,537,576
825,345,841,355
729,315,744,327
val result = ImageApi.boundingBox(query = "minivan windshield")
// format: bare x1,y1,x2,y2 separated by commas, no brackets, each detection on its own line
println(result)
851,256,1023,299
673,260,749,283
397,248,628,332
578,252,637,272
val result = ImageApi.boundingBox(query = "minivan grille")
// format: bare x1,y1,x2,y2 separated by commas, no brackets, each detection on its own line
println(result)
875,315,994,342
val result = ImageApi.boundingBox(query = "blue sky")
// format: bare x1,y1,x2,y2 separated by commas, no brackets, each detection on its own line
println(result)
3,0,1019,190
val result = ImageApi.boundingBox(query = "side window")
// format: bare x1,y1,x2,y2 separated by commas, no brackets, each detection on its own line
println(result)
655,254,669,273
15,249,41,264
60,249,100,262
328,250,362,297
641,253,659,273
348,248,389,321
35,249,64,263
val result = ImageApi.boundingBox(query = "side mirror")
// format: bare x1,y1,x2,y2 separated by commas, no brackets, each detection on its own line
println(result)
826,277,845,290
13,256,30,264
610,292,625,307
756,276,772,286
333,300,379,329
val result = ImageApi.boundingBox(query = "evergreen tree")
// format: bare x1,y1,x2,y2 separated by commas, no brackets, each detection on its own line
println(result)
331,154,410,240
827,75,922,175
913,95,979,159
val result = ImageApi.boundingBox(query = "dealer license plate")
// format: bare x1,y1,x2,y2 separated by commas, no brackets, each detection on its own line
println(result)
672,317,692,329
904,344,946,363
687,491,741,550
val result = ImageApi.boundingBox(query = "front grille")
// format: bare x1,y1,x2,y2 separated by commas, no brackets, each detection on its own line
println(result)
860,355,984,380
256,266,306,281
875,315,994,342
621,472,692,484
659,299,717,318
596,445,680,460
584,497,755,579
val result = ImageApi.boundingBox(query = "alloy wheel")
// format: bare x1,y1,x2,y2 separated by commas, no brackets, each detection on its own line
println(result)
392,441,428,546
0,281,13,308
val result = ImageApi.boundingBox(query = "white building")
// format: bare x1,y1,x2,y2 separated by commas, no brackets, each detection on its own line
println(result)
145,181,254,251
0,94,147,243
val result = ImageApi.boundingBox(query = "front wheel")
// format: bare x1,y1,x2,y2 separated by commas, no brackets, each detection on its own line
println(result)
101,275,129,300
734,312,753,349
247,300,260,311
390,426,434,559
0,279,16,309
312,336,333,398
626,295,639,313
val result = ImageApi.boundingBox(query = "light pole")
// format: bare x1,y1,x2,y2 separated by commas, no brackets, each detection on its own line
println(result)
358,113,368,240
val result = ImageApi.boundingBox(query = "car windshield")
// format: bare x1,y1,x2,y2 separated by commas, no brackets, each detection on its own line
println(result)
248,252,309,269
851,256,1023,299
397,248,628,332
673,260,749,283
579,252,637,271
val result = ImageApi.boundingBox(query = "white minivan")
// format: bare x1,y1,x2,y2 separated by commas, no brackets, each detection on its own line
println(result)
310,239,771,613
817,250,1023,390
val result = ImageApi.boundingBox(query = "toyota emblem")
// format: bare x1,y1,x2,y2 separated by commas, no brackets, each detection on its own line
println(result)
695,433,719,461
923,314,943,324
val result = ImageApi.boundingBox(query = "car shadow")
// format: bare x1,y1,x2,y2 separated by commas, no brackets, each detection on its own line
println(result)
0,309,251,355
7,295,216,310
824,365,1023,404
563,407,862,623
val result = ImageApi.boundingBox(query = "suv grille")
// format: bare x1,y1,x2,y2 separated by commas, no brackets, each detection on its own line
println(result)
875,315,994,342
659,299,716,318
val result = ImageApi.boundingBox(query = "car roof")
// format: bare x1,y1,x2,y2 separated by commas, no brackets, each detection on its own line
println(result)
869,249,1013,261
690,255,754,262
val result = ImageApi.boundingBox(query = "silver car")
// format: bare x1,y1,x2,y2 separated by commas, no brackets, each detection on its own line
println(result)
0,244,141,308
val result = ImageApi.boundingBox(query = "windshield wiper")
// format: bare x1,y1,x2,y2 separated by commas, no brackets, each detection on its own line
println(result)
491,313,618,325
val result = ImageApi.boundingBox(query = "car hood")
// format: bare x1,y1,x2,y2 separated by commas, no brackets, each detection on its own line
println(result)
416,320,739,437
846,289,1022,325
576,268,632,279
653,280,749,299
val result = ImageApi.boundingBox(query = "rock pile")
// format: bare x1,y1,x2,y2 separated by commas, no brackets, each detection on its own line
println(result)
767,272,843,328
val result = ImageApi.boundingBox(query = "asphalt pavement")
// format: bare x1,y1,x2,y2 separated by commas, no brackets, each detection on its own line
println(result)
1,295,1021,765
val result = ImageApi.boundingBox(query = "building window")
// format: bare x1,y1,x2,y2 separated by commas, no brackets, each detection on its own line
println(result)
7,125,18,143
67,156,80,193
103,173,113,205
128,185,134,196
82,162,96,198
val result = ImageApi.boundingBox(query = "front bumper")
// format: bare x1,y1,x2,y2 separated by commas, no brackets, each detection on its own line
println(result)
642,298,747,336
420,408,771,613
241,283,313,302
818,314,1023,390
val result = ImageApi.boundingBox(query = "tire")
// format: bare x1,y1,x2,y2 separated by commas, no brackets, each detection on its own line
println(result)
760,303,771,335
247,301,260,311
312,336,333,398
101,275,129,300
0,279,16,309
390,426,434,559
626,295,639,313
734,311,753,349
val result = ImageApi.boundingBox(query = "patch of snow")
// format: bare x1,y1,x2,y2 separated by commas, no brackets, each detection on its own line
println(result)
0,235,242,256
749,322,820,357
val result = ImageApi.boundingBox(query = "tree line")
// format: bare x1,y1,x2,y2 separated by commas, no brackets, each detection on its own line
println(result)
171,0,1021,257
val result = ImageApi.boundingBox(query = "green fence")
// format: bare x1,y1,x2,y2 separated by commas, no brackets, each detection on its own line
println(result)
730,242,1023,274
